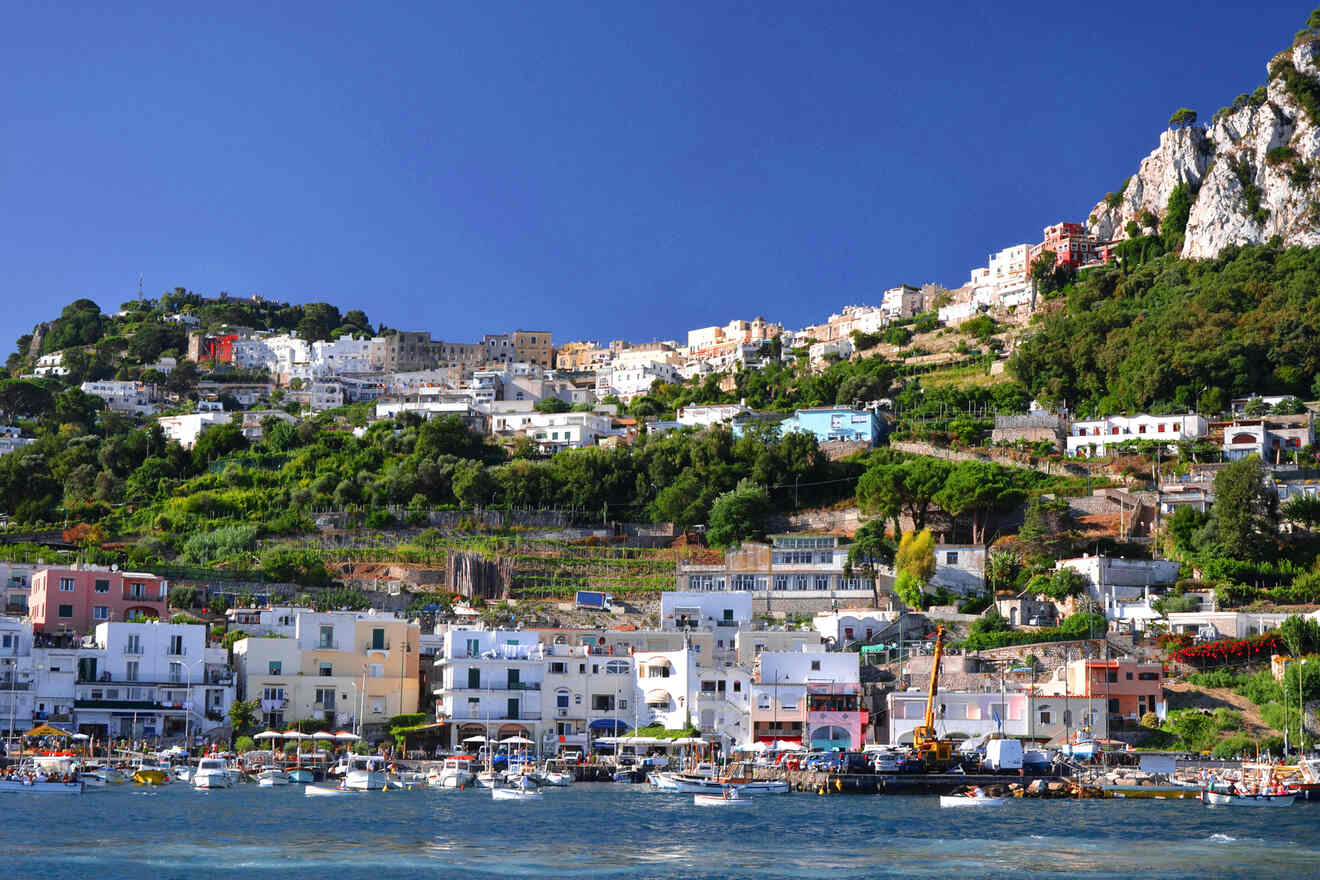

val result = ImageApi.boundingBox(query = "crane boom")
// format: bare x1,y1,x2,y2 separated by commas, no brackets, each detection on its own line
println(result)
921,625,945,735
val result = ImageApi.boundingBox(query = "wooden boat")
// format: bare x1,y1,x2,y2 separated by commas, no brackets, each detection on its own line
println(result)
1201,789,1295,807
694,788,750,806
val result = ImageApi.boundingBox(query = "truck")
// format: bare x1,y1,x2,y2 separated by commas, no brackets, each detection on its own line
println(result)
984,737,1024,772
575,591,614,611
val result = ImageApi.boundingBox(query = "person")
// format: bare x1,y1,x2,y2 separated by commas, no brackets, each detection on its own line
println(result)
970,785,984,798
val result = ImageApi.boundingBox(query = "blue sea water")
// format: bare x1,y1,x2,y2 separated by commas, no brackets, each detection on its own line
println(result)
4,783,1319,879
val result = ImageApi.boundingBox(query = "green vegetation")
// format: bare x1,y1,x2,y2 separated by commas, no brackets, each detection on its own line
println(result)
961,611,1107,651
1010,243,1320,413
1168,108,1199,129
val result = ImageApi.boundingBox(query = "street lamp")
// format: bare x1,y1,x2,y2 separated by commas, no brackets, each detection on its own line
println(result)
181,657,205,751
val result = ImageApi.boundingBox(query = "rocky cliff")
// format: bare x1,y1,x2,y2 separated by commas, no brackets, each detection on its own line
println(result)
1086,39,1320,258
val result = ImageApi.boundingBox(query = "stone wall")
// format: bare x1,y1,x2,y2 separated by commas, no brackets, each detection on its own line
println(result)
968,637,1128,666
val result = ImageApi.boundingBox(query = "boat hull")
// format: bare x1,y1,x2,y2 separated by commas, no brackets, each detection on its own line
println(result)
1201,790,1295,807
694,794,749,806
133,770,170,786
939,795,1006,807
343,770,387,791
491,787,542,801
193,772,232,789
0,779,84,794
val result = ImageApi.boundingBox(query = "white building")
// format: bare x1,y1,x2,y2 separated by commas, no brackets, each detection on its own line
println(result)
157,412,231,449
0,617,35,735
33,353,68,377
809,337,854,363
491,411,616,451
0,428,35,458
597,363,681,402
75,621,234,741
660,592,755,631
811,609,897,647
0,562,37,614
1066,413,1207,457
881,285,924,319
676,404,751,428
433,628,549,749
311,336,374,374
80,381,158,415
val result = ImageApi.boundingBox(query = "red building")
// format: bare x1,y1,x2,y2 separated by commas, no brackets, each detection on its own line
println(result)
29,567,168,634
187,333,238,364
1030,222,1105,270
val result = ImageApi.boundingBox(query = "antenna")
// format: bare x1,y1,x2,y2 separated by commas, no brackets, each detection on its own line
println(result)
138,274,144,301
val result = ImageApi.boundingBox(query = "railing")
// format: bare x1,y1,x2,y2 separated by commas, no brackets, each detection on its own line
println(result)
445,682,543,693
165,646,187,657
122,645,143,655
0,679,31,691
122,592,160,601
364,641,391,653
314,640,341,651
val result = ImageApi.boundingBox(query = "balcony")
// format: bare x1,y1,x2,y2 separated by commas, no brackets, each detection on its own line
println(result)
122,645,144,656
122,592,160,602
364,641,391,654
314,640,341,651
0,678,31,691
165,646,187,657
445,682,543,693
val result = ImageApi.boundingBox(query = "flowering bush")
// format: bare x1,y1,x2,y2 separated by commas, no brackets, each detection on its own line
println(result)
1172,633,1283,667
1156,632,1192,653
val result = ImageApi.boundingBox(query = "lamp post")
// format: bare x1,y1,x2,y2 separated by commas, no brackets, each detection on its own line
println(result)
181,657,204,752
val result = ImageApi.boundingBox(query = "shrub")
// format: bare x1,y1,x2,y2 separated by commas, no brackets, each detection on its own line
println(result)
1139,711,1161,729
1212,733,1255,759
234,736,256,753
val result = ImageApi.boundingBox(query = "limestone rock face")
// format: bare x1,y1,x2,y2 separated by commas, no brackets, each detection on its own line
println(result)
1087,42,1320,259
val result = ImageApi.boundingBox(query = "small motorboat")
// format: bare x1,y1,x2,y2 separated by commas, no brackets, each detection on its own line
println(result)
540,759,574,787
193,758,234,790
388,771,426,790
939,792,1006,808
287,767,315,785
694,787,750,807
256,768,291,787
648,772,681,791
304,784,351,797
81,766,127,786
492,774,542,801
428,756,476,789
132,757,171,786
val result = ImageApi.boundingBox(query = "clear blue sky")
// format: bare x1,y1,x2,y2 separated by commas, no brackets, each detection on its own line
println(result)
1,1,1309,352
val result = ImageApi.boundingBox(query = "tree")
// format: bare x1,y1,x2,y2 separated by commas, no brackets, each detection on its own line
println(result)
1211,455,1278,560
1168,108,1198,129
934,461,1026,543
706,480,770,547
1163,183,1192,252
857,458,951,535
228,698,260,737
1029,250,1075,296
986,550,1023,593
0,379,53,424
843,520,897,605
168,585,198,609
893,571,923,609
453,462,496,508
895,528,935,586
1280,614,1320,657
1283,494,1320,528
534,397,571,413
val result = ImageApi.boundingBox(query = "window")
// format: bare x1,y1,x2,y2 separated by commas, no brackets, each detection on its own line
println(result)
550,662,566,674
92,606,108,621
1138,672,1159,681
319,625,335,649
1039,710,1051,724
605,660,629,675
1108,698,1120,715
1106,671,1118,683
57,604,73,618
811,660,821,671
319,663,334,677
465,638,480,657
619,698,627,710
369,664,384,678
58,578,75,592
168,635,184,656
370,698,384,714
268,661,282,675
169,662,183,684
94,579,110,593
371,628,385,650
557,691,570,708
125,661,139,682
945,552,958,565
1125,672,1133,680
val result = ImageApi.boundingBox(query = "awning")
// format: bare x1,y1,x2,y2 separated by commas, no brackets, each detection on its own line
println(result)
25,724,73,738
645,689,671,706
588,719,631,732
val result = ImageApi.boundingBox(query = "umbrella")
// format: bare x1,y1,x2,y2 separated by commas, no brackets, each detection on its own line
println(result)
735,741,769,753
312,731,336,741
775,741,805,752
333,731,360,742
282,729,310,740
500,735,533,745
461,735,489,744
254,730,282,740
70,733,91,741
670,737,705,746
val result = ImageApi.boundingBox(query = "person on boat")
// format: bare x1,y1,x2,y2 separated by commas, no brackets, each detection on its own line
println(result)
969,785,985,799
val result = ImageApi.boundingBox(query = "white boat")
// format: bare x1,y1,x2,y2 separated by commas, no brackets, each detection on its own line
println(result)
193,758,234,789
343,755,388,791
694,788,749,806
387,771,426,790
172,765,195,783
492,786,542,801
475,769,503,789
0,759,83,794
939,794,1006,807
0,777,84,794
649,771,681,791
81,766,127,786
304,784,351,797
428,757,476,789
256,768,291,787
1201,789,1295,807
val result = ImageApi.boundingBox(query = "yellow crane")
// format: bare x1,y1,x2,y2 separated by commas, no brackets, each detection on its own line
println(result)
909,625,959,770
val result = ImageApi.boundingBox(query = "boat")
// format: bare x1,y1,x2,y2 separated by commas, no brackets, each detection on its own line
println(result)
491,775,542,801
304,784,351,797
1201,789,1295,807
428,756,476,789
132,756,171,786
172,764,195,783
193,757,234,789
81,765,127,786
939,794,1007,807
648,771,681,791
287,767,316,784
343,755,388,791
612,758,647,783
0,758,84,794
694,787,749,806
256,768,291,787
475,769,503,788
388,771,426,790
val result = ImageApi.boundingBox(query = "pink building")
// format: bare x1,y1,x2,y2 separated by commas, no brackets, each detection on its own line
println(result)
29,568,168,634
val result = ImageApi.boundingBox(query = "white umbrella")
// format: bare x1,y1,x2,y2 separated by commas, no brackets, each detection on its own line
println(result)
254,730,282,740
775,740,805,752
70,733,91,741
282,729,310,740
670,737,705,746
500,735,533,745
461,735,489,744
735,741,768,753
312,731,336,741
333,731,360,742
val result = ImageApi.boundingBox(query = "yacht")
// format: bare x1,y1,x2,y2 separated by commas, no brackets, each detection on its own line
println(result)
343,755,388,791
256,767,291,787
541,759,575,787
193,757,233,789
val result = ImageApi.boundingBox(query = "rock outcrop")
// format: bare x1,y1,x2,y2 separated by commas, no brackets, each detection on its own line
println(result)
1086,40,1320,259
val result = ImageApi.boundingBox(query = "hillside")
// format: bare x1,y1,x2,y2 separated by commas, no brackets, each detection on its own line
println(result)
1088,11,1320,258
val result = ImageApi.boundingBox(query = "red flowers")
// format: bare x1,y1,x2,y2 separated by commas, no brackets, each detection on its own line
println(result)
1172,633,1283,667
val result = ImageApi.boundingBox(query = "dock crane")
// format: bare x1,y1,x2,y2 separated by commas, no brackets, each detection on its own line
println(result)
910,625,959,770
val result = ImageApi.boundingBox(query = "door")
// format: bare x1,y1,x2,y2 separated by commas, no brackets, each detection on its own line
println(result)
468,668,480,689
507,698,520,719
507,668,520,689
371,628,385,650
